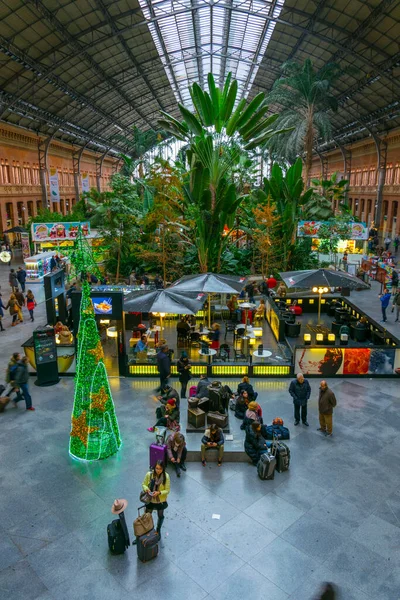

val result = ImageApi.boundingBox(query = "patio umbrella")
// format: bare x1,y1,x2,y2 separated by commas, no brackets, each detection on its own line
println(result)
279,268,369,291
170,273,247,326
279,268,369,324
3,226,28,233
124,289,207,338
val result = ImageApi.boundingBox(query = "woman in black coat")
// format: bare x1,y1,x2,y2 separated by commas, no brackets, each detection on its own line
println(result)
234,390,250,420
177,351,191,399
237,376,258,400
244,422,269,465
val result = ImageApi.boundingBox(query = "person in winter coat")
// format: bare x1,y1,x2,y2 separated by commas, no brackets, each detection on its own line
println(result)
210,323,221,350
0,293,5,331
317,380,337,437
14,356,34,410
392,289,400,322
195,374,211,399
167,432,187,477
5,293,21,326
391,269,399,294
148,398,180,432
201,424,224,466
135,460,170,541
237,376,258,400
16,267,27,292
15,289,25,322
289,373,311,426
379,288,391,322
177,351,191,398
235,389,250,419
26,290,37,322
157,384,180,408
5,352,23,401
244,422,268,465
241,401,263,431
9,269,19,292
156,344,171,391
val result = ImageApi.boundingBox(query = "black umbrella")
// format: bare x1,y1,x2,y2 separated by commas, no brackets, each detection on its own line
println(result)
124,289,207,315
170,273,247,327
170,273,247,294
279,268,369,291
3,226,28,234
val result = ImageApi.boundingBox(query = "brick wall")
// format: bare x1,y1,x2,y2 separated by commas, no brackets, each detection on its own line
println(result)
310,128,400,236
0,123,119,232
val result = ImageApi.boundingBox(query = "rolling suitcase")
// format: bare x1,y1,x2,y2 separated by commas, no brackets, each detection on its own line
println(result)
257,452,276,480
275,442,290,473
136,528,160,563
149,443,167,469
107,511,130,555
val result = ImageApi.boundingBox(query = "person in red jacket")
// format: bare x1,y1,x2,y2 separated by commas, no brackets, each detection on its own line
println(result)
267,274,277,289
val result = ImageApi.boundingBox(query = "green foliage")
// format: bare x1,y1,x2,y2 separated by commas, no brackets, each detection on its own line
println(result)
266,59,353,178
158,73,290,272
28,199,90,227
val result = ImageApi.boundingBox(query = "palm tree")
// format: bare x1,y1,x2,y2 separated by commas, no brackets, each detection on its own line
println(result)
266,59,351,182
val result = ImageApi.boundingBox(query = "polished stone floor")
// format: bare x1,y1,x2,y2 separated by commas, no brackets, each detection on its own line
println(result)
1,372,400,600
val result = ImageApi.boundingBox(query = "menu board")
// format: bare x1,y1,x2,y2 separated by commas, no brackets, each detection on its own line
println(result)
33,330,57,364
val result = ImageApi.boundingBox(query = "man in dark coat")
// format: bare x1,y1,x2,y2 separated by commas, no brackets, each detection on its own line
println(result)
156,344,171,392
289,372,311,426
195,374,211,399
16,267,27,292
318,380,337,437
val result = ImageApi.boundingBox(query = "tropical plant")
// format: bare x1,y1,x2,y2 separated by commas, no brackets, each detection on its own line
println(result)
302,192,333,220
310,171,350,213
265,59,352,181
158,72,292,272
254,158,314,270
317,216,352,266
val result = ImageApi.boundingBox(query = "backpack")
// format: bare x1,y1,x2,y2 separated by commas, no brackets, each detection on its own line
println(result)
262,425,290,440
272,417,284,426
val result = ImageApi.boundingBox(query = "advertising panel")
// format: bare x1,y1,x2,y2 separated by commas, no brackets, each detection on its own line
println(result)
21,232,31,259
295,347,397,375
297,221,368,240
81,172,90,193
49,167,60,202
31,222,90,242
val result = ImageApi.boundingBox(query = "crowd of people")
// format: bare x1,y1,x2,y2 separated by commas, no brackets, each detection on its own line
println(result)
0,266,37,328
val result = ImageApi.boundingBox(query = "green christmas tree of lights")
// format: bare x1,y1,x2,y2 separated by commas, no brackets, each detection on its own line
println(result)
69,229,121,461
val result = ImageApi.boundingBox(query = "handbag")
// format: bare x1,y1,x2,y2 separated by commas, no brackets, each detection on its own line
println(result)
133,506,154,537
139,478,155,504
154,426,167,445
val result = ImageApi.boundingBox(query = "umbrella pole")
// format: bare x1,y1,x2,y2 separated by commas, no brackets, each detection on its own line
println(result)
208,294,211,329
317,293,322,324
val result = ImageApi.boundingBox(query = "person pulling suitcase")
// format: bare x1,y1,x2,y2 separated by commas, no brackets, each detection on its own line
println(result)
133,460,171,545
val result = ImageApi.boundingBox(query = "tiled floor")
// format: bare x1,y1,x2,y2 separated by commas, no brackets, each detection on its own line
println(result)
1,371,400,600
1,258,400,599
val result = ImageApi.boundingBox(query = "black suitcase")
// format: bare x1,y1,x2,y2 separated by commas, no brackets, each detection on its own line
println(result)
275,442,290,473
107,512,130,555
136,528,160,563
257,452,276,480
198,397,210,413
208,387,223,412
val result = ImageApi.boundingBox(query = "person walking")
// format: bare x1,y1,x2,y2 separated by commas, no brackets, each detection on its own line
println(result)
317,380,336,437
5,352,23,401
379,288,391,322
15,289,25,322
0,293,5,331
134,460,170,542
26,290,37,322
16,266,27,292
14,356,35,411
289,372,311,426
5,293,22,326
391,269,399,295
201,424,224,466
9,269,19,292
394,236,399,254
384,235,391,251
393,289,400,322
166,432,187,477
177,351,191,399
156,344,171,392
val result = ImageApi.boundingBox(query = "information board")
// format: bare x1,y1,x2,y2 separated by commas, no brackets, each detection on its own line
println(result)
33,329,60,385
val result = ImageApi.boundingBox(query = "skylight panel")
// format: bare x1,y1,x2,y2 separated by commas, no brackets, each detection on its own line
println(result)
137,0,286,109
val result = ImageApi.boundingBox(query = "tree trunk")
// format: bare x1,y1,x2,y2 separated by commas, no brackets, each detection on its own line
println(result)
304,108,315,185
116,225,122,282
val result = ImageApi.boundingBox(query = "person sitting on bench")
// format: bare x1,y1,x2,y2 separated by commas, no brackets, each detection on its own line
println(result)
157,384,180,408
201,424,224,467
195,374,211,399
241,401,263,431
148,399,180,432
235,389,250,420
237,376,258,400
244,422,269,465
167,432,187,477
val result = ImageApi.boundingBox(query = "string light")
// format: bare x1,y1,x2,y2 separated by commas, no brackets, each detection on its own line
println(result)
69,228,122,461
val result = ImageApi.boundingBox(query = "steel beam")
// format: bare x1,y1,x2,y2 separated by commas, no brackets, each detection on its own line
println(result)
315,149,329,180
191,0,205,88
96,148,111,192
72,142,91,201
26,0,153,128
370,131,388,230
287,0,329,59
38,133,57,209
94,0,166,112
